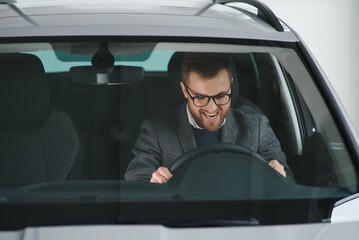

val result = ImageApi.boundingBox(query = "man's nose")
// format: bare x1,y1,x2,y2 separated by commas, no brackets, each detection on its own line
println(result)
204,97,218,111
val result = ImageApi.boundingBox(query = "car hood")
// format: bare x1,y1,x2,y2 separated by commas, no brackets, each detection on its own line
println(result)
1,221,359,240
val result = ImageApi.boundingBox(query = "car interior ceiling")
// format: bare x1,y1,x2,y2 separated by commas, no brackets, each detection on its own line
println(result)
0,50,338,188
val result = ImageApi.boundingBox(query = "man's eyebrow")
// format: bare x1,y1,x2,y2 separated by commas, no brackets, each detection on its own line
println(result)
216,89,231,95
195,89,230,97
211,85,232,96
185,82,231,96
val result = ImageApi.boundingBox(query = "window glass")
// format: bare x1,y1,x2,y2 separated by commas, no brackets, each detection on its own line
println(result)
0,41,357,227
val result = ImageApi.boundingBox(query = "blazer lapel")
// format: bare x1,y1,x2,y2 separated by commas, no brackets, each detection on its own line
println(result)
175,104,197,153
221,110,238,144
222,109,255,151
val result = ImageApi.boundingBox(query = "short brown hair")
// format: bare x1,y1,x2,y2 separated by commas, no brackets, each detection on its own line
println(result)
181,53,232,82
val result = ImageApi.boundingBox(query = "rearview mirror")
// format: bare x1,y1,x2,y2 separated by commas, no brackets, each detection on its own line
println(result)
70,65,144,85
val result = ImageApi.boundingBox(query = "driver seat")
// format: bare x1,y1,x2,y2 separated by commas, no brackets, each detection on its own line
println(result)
0,53,83,188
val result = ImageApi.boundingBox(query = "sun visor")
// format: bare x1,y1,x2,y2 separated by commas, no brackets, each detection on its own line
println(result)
70,65,144,85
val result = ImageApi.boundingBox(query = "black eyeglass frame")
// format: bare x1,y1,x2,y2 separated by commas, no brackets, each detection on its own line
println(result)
182,81,232,107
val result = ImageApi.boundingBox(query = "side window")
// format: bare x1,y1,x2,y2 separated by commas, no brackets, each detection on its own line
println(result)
282,67,358,190
233,53,300,155
284,71,317,141
282,70,335,186
235,53,353,188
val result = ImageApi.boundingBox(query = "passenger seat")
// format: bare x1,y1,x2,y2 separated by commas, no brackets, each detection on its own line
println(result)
0,53,83,188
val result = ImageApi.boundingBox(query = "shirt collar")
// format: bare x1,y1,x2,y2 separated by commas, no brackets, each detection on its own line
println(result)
186,103,226,130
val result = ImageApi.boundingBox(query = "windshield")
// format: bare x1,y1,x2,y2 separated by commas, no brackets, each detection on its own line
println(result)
0,40,358,228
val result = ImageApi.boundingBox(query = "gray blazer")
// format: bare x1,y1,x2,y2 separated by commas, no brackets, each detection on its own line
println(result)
124,104,294,181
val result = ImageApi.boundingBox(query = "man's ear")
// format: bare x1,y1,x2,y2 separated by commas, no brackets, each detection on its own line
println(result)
179,81,188,99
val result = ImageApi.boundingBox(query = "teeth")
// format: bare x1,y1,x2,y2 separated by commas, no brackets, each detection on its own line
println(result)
205,113,217,118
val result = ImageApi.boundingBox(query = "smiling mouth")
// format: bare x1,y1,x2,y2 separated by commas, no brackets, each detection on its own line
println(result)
204,112,218,119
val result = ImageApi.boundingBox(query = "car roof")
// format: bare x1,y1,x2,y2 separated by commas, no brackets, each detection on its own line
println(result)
0,0,298,41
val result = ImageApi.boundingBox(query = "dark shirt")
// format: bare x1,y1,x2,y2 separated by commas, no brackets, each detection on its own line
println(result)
193,127,222,146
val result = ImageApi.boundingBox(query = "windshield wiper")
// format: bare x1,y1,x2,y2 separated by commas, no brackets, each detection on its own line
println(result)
162,218,260,227
118,218,260,227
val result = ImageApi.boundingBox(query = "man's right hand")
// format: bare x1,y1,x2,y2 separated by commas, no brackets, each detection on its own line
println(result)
150,167,173,184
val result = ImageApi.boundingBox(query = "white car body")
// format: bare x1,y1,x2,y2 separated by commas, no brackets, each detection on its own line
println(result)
0,0,358,239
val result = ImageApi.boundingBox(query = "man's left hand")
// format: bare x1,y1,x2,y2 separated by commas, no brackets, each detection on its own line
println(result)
268,159,286,178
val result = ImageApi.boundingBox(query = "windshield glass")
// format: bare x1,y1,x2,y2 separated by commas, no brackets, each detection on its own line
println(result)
0,40,357,228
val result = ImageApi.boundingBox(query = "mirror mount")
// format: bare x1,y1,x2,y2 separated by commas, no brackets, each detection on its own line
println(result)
91,42,115,84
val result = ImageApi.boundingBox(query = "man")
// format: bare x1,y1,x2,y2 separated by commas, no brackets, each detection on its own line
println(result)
124,53,294,183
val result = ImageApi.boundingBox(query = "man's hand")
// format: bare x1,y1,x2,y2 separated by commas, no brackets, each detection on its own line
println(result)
150,161,286,183
150,167,173,184
268,159,286,178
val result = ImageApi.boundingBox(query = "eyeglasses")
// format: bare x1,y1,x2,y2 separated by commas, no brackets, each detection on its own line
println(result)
182,81,232,107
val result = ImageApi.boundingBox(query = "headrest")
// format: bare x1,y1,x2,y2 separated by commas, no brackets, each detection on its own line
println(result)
168,52,184,83
167,52,186,105
0,53,49,126
167,52,239,107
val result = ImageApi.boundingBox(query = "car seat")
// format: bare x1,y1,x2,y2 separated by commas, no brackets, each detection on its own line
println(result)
0,53,83,188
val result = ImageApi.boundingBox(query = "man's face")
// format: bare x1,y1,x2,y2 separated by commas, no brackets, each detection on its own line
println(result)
180,68,232,131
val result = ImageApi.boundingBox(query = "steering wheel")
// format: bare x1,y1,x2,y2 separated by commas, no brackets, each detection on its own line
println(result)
169,143,267,173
